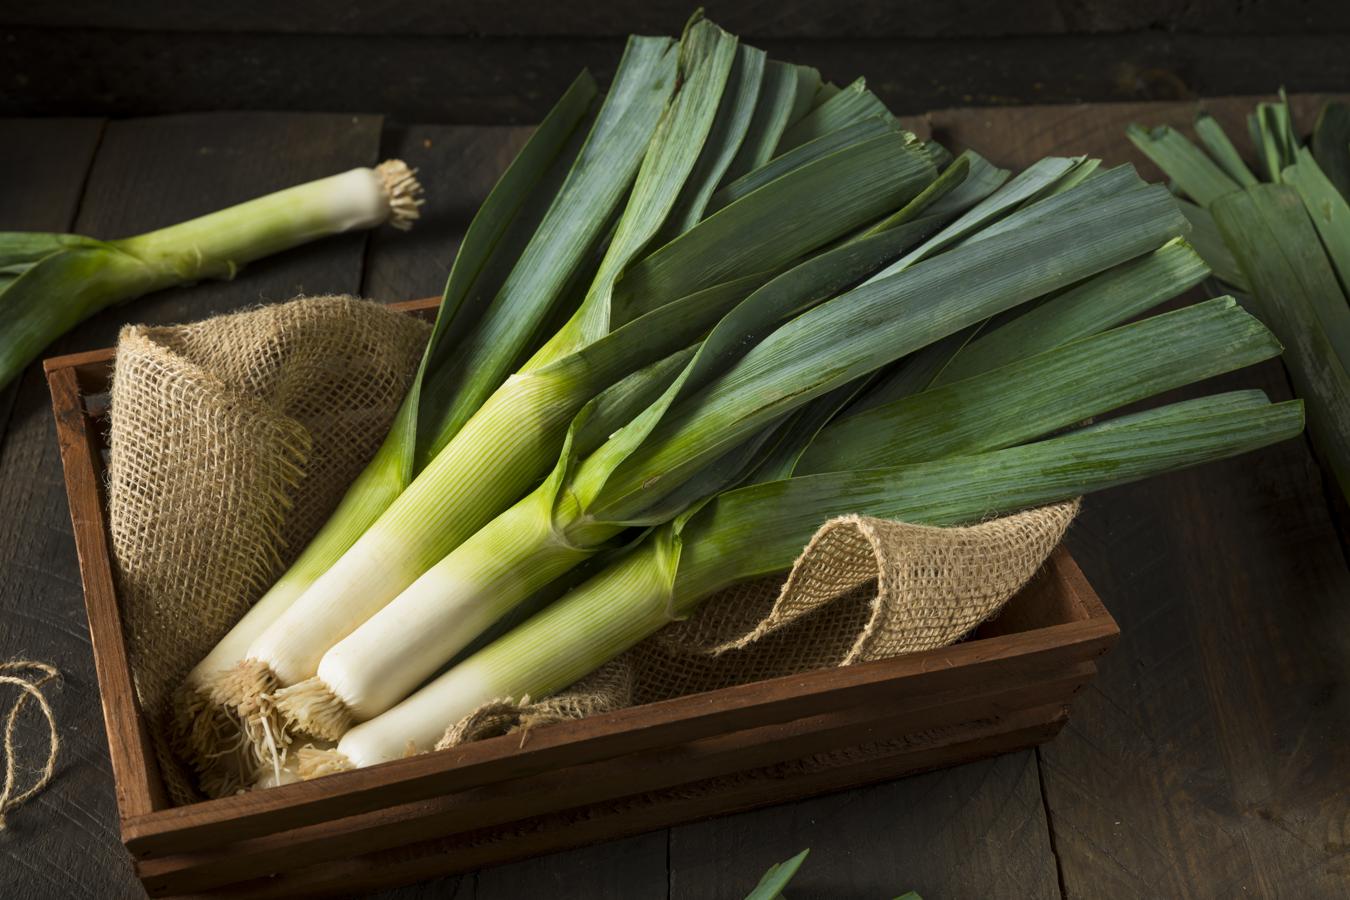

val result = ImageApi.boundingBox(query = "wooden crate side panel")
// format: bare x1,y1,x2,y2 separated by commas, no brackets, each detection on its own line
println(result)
45,364,165,819
138,664,1095,894
123,604,1113,856
167,704,1070,899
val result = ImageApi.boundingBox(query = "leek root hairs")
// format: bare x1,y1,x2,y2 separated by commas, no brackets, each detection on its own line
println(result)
271,678,355,742
183,658,287,788
171,681,259,798
297,746,355,780
172,675,295,798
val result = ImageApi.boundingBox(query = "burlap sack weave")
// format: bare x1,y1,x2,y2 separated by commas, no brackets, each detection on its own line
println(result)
107,296,429,804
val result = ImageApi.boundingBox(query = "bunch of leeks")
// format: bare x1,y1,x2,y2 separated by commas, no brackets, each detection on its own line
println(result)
288,164,1301,775
314,327,1300,773
1127,95,1350,499
183,15,978,789
0,161,424,393
273,161,1215,745
178,17,1304,790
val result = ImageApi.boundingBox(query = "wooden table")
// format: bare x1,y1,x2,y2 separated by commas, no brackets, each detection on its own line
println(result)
1,99,1347,899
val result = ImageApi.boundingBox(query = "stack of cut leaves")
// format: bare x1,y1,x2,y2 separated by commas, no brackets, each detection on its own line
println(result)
1127,94,1350,500
174,15,1302,794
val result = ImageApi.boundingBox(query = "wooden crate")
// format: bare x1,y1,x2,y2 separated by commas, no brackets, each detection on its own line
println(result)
43,298,1119,898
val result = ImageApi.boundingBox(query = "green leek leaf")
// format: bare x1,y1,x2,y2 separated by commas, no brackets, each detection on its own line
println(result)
1283,147,1350,293
798,297,1281,473
1212,183,1350,497
1194,113,1260,187
721,61,803,183
673,394,1303,603
776,78,893,154
1312,101,1350,200
1127,122,1240,206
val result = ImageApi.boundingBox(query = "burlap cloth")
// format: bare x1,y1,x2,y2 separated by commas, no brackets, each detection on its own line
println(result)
107,297,430,804
104,295,1076,803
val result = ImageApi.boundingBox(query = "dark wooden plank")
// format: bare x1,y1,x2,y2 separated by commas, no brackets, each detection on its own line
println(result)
4,29,1349,124
932,96,1350,899
0,112,382,900
475,832,667,900
4,0,1347,36
0,112,114,900
671,749,1062,899
361,124,531,303
0,118,103,230
0,118,103,449
367,873,476,900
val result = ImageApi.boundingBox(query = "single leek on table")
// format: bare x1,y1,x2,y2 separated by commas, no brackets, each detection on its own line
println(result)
1127,93,1350,499
0,160,424,393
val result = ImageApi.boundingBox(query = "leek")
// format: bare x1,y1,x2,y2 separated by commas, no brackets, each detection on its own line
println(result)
1212,185,1350,496
206,18,952,768
322,393,1303,769
182,37,679,785
0,160,423,392
180,71,600,697
272,168,1189,739
1312,101,1350,200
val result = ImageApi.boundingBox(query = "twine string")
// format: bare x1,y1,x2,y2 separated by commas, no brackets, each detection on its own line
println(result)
0,660,62,831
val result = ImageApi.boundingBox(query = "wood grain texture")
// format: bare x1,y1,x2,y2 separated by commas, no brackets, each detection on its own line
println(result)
0,118,103,451
932,95,1350,900
474,832,668,900
670,749,1061,900
4,29,1348,124
0,112,382,900
0,115,120,900
4,0,1348,37
361,124,532,303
